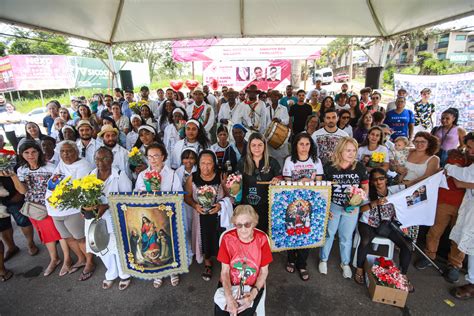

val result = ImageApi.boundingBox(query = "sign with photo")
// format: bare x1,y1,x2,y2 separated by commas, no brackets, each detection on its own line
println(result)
108,192,188,280
268,184,331,252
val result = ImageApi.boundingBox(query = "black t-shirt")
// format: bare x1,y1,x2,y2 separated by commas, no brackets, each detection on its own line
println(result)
323,161,369,206
289,103,312,135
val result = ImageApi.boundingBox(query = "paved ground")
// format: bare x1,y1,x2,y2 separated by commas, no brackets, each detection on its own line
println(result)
1,226,472,316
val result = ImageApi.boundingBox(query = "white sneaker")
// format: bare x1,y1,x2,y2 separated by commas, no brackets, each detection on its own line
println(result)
341,264,352,279
318,261,327,274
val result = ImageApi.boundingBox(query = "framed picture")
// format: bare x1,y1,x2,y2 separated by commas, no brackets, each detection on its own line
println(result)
108,192,189,279
268,184,331,252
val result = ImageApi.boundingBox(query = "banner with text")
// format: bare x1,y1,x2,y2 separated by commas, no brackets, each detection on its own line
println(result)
394,72,474,130
0,56,15,92
203,60,291,92
173,38,321,62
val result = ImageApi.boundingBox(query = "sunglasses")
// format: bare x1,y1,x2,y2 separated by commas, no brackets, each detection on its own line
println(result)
235,222,252,229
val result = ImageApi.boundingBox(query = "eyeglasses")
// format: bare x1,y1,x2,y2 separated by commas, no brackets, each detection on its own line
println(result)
147,154,163,160
235,222,252,229
414,140,428,145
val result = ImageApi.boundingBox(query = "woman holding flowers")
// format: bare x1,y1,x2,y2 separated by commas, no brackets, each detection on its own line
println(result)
184,150,230,282
131,125,161,176
237,133,281,234
88,147,133,290
357,126,390,172
282,132,323,281
4,140,70,276
319,137,369,279
45,140,95,280
133,143,183,288
355,168,413,291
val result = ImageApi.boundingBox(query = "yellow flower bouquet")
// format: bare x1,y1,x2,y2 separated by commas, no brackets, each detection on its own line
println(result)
129,100,148,115
369,151,386,167
48,175,105,211
128,147,145,167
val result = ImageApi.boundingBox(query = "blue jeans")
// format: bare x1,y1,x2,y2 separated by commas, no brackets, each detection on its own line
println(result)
320,203,358,265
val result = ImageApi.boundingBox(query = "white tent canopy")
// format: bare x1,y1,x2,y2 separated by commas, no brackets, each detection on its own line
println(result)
0,0,473,44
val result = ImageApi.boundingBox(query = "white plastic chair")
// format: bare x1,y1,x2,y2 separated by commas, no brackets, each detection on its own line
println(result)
352,229,395,268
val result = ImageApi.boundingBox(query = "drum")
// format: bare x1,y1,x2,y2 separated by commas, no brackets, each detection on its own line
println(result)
88,218,110,253
264,122,291,149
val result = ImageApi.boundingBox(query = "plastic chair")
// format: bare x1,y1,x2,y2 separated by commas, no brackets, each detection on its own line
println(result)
352,229,395,268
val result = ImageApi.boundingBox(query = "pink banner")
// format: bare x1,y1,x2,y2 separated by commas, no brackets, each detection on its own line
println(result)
8,55,75,90
203,60,291,92
173,39,321,62
0,56,15,92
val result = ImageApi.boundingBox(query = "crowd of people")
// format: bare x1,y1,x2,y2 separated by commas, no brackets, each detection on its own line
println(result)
0,80,473,314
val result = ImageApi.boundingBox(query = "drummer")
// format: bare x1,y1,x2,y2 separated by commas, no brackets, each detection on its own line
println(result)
265,90,290,166
85,147,133,290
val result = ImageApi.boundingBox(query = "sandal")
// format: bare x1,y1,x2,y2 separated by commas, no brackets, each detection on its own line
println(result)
153,278,163,288
0,270,13,282
354,271,365,285
285,262,296,273
451,284,474,300
170,274,180,287
44,260,62,277
202,265,212,281
298,269,310,281
119,278,131,291
78,269,95,281
102,280,114,290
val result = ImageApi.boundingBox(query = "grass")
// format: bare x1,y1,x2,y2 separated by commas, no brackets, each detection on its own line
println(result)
8,75,204,114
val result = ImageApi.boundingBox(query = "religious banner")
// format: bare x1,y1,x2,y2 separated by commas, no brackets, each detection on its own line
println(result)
108,192,189,280
268,182,331,252
394,72,474,130
386,171,448,228
203,60,291,92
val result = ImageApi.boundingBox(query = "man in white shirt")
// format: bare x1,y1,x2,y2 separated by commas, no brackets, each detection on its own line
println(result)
203,85,218,116
306,79,327,103
156,88,166,105
76,120,102,166
218,90,244,126
97,125,132,180
185,87,215,134
386,88,414,112
312,109,349,165
241,84,268,134
140,86,160,118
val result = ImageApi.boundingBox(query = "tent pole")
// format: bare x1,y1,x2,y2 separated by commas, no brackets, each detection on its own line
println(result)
8,91,13,103
107,45,119,88
16,91,21,101
39,90,45,107
348,38,354,85
192,62,195,80
303,60,308,91
379,39,390,67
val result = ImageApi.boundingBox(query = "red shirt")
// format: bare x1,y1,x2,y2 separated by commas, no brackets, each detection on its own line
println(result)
217,228,273,286
438,150,472,207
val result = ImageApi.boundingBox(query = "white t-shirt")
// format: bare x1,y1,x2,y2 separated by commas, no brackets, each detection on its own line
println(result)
311,127,349,165
134,165,182,192
282,156,323,181
357,145,390,163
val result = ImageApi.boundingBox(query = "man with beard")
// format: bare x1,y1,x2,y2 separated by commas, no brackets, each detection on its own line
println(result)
97,125,132,180
76,120,102,166
100,94,114,119
156,88,165,105
311,109,349,165
241,84,268,134
140,86,160,118
121,89,135,118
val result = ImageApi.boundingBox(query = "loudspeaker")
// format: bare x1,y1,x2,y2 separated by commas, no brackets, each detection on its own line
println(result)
365,67,383,90
119,70,133,90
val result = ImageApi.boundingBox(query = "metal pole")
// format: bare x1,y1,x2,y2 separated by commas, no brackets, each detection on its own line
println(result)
16,91,21,101
39,90,45,107
8,91,13,103
192,61,195,80
303,60,308,91
348,38,354,84
107,45,119,88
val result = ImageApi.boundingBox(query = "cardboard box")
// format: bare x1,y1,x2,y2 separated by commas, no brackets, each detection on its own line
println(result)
364,261,408,308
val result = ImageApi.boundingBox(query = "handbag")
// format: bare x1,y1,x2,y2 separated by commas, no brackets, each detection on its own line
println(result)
20,202,48,221
375,206,392,238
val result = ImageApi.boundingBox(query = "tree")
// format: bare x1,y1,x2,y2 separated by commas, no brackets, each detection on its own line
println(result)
0,42,6,57
8,28,72,55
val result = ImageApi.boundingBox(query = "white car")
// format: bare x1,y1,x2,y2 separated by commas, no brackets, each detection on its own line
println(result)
25,107,48,126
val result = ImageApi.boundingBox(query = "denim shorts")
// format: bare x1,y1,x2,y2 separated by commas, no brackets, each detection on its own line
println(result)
7,202,32,228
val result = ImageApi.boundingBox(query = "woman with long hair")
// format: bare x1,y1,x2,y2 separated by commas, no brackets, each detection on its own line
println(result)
337,109,353,137
353,111,373,144
140,104,158,131
282,132,323,281
319,137,369,279
304,114,320,135
431,108,466,167
158,100,175,134
348,95,363,128
111,101,130,134
73,104,99,132
170,120,210,169
357,126,390,172
236,133,281,233
354,168,413,291
318,96,335,122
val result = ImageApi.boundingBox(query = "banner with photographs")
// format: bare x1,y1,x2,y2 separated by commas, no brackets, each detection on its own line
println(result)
268,183,331,252
108,192,189,280
202,60,291,92
394,72,474,130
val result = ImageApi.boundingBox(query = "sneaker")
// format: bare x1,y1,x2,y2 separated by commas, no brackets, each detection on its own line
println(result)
443,266,460,283
318,261,327,275
415,258,433,270
340,264,352,279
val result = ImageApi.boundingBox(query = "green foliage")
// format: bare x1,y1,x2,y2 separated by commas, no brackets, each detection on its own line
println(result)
0,42,7,57
7,28,72,55
383,64,396,86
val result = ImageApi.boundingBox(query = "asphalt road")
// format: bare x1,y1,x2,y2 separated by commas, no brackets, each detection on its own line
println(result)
1,225,472,316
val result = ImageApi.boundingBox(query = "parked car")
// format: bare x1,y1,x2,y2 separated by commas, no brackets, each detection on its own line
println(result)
25,107,48,126
334,73,350,82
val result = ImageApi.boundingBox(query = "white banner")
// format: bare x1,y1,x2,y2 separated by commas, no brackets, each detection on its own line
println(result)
393,72,474,131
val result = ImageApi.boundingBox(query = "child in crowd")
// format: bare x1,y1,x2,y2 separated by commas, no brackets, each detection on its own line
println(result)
391,136,410,182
